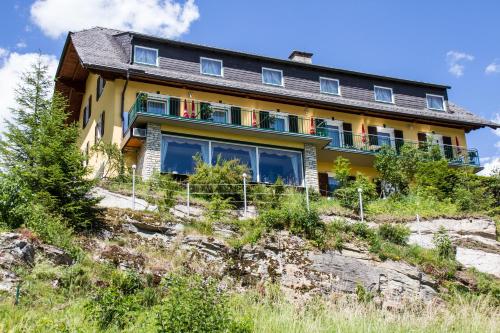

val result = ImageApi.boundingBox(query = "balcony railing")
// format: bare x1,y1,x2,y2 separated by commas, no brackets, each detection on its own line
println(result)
127,92,480,167
128,92,311,136
315,127,480,166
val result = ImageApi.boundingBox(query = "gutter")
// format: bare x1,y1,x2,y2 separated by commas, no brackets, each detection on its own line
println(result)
121,70,130,136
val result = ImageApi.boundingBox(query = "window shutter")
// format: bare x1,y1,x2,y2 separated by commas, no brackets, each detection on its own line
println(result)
88,95,92,118
259,111,270,129
96,77,100,100
169,97,180,116
342,123,353,147
394,129,404,153
230,106,241,125
288,115,298,133
442,136,453,159
368,126,378,145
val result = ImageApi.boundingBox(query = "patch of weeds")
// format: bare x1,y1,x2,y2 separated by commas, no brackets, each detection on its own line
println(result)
378,223,411,245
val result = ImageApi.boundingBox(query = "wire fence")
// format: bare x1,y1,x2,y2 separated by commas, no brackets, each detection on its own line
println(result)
100,172,366,219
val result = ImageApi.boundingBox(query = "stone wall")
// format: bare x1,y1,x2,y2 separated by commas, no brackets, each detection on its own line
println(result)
304,143,319,191
138,123,161,180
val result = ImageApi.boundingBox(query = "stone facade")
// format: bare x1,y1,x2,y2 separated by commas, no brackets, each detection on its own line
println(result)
304,143,319,191
138,123,161,180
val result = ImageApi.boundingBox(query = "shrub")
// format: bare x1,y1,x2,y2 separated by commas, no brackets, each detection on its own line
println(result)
91,142,126,179
335,173,377,212
433,227,455,259
86,270,148,330
207,195,235,222
189,155,249,202
156,274,251,333
332,156,351,185
147,172,181,214
378,223,410,245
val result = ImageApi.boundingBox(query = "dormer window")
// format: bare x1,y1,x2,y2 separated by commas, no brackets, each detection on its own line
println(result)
320,77,340,95
426,94,446,111
374,86,394,104
200,57,223,77
134,46,158,66
262,68,283,86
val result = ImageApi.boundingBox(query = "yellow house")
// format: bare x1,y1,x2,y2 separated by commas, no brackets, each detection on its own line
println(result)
55,27,498,194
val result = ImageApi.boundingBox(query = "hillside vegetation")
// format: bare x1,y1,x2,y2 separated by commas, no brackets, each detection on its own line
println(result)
0,58,499,333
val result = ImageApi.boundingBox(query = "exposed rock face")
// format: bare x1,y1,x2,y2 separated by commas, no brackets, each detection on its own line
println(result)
407,218,500,278
114,219,439,307
0,233,35,292
0,232,72,292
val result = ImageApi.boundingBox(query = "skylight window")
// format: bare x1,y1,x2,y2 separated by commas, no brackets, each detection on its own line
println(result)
374,86,394,104
426,94,445,111
200,57,223,77
134,46,158,66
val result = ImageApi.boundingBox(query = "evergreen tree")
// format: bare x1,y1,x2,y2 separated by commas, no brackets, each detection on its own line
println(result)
0,57,99,229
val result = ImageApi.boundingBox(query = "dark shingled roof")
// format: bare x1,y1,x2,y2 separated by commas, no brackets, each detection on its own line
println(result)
61,27,499,130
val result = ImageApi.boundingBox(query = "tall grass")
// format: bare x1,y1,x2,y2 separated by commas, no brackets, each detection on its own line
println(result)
366,194,460,220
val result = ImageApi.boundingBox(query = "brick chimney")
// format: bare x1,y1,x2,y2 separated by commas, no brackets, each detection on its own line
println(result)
288,50,313,64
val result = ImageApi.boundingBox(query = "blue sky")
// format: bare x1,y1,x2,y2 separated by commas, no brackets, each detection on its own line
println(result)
0,0,499,172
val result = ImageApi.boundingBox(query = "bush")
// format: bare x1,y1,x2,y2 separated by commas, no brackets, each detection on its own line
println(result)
207,195,235,222
259,194,324,243
378,223,410,245
433,227,455,259
156,274,251,333
86,270,151,330
335,173,377,212
189,155,249,202
147,172,181,214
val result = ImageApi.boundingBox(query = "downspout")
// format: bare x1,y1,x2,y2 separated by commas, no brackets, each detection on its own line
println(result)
121,70,130,136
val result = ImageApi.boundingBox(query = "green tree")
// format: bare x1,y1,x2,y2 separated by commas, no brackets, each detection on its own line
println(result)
0,58,98,229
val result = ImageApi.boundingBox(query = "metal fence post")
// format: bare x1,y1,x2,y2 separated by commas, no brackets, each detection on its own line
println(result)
242,173,247,216
305,185,310,212
132,164,136,210
187,182,190,218
358,188,364,223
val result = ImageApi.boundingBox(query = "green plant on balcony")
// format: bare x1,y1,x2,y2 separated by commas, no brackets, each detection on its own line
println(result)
139,93,148,113
200,102,213,121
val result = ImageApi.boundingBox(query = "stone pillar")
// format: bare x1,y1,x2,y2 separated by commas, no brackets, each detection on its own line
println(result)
304,143,319,191
137,123,161,180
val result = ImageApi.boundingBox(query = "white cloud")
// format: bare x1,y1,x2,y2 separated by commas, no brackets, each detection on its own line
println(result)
30,0,200,39
485,61,500,75
478,157,500,176
446,51,474,77
16,41,27,49
0,51,58,133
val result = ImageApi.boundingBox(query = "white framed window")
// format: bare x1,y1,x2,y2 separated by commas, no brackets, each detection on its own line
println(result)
200,57,223,77
319,77,340,95
268,111,289,131
262,67,284,86
134,46,158,66
376,126,395,147
426,94,446,111
210,103,231,124
374,86,394,104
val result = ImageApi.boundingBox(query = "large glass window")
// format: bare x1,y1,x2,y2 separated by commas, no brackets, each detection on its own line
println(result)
161,136,209,174
258,148,303,185
320,77,340,95
211,142,257,181
426,94,445,111
374,86,394,103
200,57,223,77
262,68,283,86
270,113,287,131
134,46,158,66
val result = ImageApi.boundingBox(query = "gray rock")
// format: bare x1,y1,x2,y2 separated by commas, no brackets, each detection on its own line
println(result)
37,244,73,266
93,187,157,211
